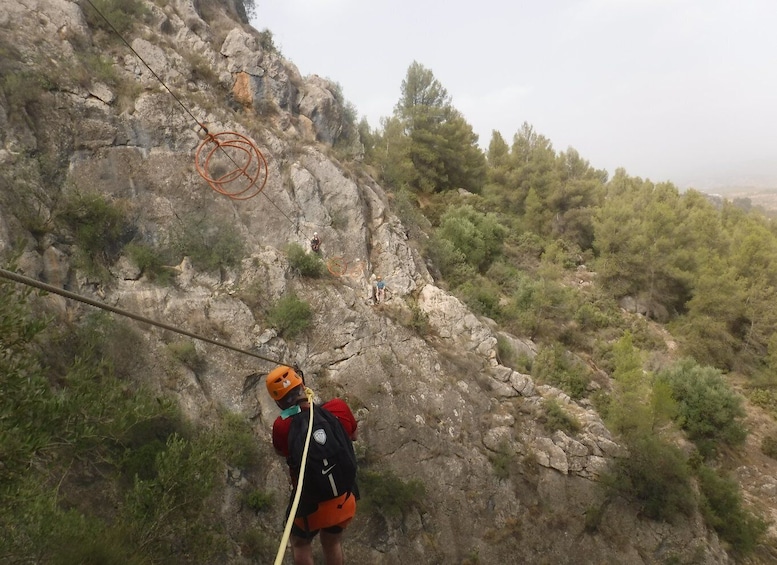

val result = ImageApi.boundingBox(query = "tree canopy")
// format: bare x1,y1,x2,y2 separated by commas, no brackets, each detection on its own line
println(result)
373,61,486,194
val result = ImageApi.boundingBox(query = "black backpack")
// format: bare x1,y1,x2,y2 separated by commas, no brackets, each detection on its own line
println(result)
287,404,358,503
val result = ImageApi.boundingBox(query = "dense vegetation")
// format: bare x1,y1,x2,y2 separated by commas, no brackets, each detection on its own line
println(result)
359,61,775,554
0,279,269,563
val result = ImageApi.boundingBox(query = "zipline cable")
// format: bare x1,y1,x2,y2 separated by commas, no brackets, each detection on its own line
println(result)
84,0,325,246
0,268,286,366
83,0,204,132
82,0,347,274
83,0,268,198
73,4,353,363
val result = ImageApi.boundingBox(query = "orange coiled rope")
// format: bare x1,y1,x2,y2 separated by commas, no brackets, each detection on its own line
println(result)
195,129,268,200
326,257,348,277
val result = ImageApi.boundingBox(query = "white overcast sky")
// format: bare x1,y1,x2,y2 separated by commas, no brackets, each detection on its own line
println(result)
252,0,777,190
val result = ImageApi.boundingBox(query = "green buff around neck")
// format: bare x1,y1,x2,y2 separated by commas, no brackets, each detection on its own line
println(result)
280,405,302,419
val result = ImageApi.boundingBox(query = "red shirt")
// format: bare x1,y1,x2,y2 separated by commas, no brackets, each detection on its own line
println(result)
271,398,357,458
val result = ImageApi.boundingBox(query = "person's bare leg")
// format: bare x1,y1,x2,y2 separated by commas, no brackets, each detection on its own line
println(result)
320,530,344,565
290,534,314,565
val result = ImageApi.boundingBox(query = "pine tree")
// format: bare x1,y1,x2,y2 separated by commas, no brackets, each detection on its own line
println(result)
388,61,486,194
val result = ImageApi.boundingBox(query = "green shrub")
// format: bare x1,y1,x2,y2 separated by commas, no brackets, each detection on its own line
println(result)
393,187,431,241
38,311,148,389
627,316,667,352
239,528,274,561
457,276,502,319
1,71,44,112
427,234,476,287
216,412,261,470
0,277,235,564
488,441,512,480
121,433,226,560
436,205,506,273
1,293,178,555
590,389,612,422
82,0,149,35
606,332,655,439
531,344,591,399
503,274,575,341
748,387,777,419
574,302,613,330
484,260,521,293
125,242,176,284
121,439,167,482
52,352,166,455
0,279,52,485
541,399,580,434
655,359,747,456
406,300,430,336
185,51,219,84
42,513,142,565
761,435,777,460
245,490,273,513
80,52,118,86
256,29,277,53
511,231,545,261
541,239,579,269
266,294,312,338
0,155,58,236
171,214,245,272
583,503,607,533
286,242,324,277
604,434,694,522
56,192,135,280
697,465,766,555
358,468,426,518
495,335,533,373
237,278,265,314
166,340,205,373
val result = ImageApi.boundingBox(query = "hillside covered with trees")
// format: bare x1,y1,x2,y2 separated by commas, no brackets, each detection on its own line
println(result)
358,60,777,556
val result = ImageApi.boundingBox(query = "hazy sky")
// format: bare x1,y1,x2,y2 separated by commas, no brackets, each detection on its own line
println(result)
252,0,777,190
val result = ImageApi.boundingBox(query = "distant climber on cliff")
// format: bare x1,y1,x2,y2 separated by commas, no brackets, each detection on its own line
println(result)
374,276,386,304
311,232,321,253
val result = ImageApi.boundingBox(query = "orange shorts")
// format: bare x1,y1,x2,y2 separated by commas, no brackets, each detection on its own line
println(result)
293,492,356,536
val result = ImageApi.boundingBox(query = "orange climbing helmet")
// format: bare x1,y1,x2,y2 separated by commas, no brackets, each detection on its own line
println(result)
265,365,303,401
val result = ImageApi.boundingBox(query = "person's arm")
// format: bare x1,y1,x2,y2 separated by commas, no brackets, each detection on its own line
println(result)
271,418,290,457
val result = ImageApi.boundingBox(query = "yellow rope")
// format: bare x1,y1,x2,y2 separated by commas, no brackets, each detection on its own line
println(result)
273,387,315,565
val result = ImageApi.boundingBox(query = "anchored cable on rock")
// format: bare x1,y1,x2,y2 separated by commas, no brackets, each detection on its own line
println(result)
83,0,270,202
83,0,203,132
0,268,289,366
82,1,357,285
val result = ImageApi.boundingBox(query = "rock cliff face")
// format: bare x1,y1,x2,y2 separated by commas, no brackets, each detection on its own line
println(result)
0,1,734,563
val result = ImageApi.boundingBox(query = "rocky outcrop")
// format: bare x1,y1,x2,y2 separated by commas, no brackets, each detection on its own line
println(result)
217,28,346,145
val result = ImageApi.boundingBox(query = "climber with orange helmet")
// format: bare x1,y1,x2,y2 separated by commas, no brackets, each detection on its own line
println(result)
266,365,358,565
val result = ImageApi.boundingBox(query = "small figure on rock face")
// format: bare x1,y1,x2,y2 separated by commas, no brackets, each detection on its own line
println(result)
374,276,386,303
311,232,321,253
